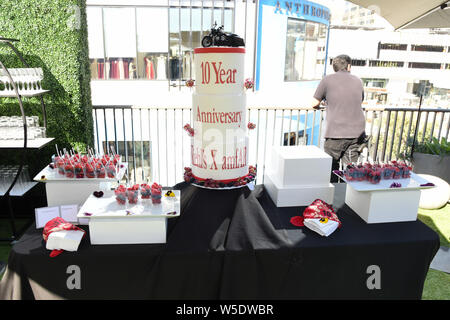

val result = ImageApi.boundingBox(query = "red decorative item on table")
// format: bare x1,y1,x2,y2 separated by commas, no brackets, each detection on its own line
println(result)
302,199,342,227
43,217,86,258
290,216,304,227
247,122,256,130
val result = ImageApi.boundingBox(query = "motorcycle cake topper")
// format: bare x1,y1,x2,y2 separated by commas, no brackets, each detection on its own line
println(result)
201,22,245,48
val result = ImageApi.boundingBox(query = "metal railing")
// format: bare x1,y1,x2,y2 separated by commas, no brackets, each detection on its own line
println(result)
92,105,450,186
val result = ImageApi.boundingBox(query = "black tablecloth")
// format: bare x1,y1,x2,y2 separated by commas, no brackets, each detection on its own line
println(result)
0,183,439,300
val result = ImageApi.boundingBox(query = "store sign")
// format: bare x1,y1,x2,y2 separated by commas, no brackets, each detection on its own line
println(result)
273,0,330,22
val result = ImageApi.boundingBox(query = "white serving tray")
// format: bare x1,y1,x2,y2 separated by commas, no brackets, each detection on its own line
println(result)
33,162,128,183
334,171,434,192
77,189,180,219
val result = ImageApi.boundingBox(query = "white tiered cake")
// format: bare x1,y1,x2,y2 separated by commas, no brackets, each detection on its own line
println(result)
188,47,254,187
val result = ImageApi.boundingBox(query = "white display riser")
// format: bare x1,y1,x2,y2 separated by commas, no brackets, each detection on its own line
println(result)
345,183,421,224
45,181,111,207
264,173,335,207
268,145,332,187
88,216,167,245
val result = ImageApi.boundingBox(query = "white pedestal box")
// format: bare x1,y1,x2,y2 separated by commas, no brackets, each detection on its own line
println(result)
34,164,127,207
269,145,332,186
264,145,334,207
44,181,111,207
345,184,421,224
264,173,334,207
88,216,167,245
77,190,180,245
332,171,435,224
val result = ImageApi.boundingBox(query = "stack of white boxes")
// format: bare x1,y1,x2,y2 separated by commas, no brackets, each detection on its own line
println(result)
264,145,335,207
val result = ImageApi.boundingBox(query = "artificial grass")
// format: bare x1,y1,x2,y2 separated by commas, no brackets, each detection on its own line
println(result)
418,205,450,247
418,203,450,300
422,268,450,300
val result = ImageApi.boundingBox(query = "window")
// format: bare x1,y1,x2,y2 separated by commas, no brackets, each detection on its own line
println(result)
379,43,407,51
284,18,328,81
408,62,442,69
369,60,404,68
411,45,444,52
137,8,169,80
362,78,387,88
329,58,366,67
87,3,234,82
351,59,366,67
87,7,105,80
102,8,137,80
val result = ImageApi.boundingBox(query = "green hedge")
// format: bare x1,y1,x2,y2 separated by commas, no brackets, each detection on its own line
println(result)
0,0,93,150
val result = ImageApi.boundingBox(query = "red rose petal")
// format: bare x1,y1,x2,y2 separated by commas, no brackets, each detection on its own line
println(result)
290,216,304,227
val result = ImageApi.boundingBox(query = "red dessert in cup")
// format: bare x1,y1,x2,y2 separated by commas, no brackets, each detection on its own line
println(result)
56,159,65,175
151,183,162,204
140,184,151,199
114,185,127,205
127,184,139,204
75,162,85,179
95,162,106,178
106,162,116,179
85,162,95,178
64,163,75,178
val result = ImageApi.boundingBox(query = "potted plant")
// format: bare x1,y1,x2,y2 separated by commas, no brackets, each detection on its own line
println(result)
409,137,450,184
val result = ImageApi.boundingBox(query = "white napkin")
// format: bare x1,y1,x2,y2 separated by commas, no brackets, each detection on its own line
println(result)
304,218,339,237
46,230,85,252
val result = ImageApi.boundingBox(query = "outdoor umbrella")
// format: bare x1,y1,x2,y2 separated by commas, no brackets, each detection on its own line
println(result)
346,0,450,29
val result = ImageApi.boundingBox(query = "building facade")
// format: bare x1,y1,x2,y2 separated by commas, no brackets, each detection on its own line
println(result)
327,27,450,107
86,0,331,107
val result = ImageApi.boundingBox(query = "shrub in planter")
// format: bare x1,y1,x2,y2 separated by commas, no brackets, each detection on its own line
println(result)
411,137,450,184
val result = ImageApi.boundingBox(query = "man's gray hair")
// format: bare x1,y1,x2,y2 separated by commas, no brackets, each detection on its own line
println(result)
332,55,352,72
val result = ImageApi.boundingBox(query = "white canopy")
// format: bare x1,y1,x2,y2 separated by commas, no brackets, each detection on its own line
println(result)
346,0,450,30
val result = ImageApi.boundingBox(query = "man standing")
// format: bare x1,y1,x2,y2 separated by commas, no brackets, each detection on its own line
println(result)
312,54,367,182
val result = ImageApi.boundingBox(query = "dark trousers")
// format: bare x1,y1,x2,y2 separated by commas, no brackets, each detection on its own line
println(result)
324,134,367,182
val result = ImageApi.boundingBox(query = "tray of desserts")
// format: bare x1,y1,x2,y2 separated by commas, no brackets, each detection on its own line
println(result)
34,150,127,182
77,183,180,219
333,161,435,192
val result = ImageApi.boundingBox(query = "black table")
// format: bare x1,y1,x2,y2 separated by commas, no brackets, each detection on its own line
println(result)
0,183,439,300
